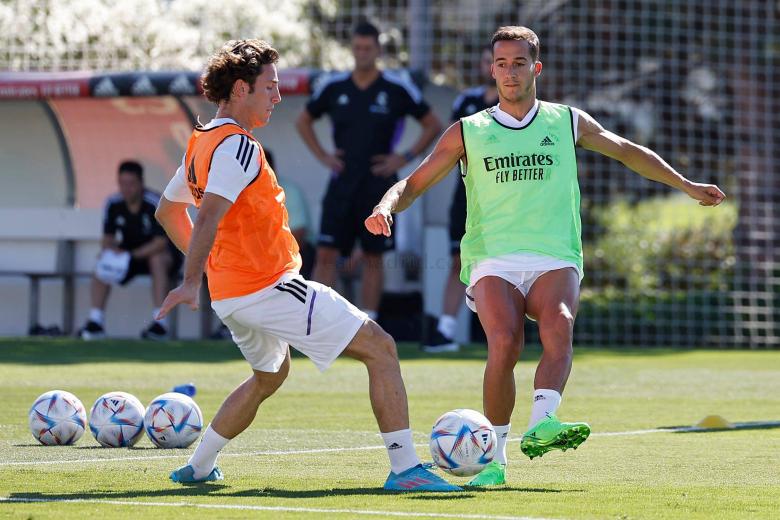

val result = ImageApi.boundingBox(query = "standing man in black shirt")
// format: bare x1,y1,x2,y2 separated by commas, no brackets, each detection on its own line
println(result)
423,46,498,353
79,160,178,340
296,21,442,322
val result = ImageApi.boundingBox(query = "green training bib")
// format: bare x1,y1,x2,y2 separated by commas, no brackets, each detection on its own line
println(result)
459,101,582,284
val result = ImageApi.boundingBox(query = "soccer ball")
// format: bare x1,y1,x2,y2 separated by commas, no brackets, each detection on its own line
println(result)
88,391,145,447
28,390,87,445
429,408,497,476
144,392,203,448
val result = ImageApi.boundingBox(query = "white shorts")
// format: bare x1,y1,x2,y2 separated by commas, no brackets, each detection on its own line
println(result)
212,272,367,373
465,252,583,313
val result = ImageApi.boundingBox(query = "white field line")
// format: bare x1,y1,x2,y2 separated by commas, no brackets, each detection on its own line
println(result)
0,497,559,520
2,421,778,467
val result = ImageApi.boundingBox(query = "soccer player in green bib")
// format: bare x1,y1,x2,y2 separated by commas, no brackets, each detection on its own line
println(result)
366,26,725,486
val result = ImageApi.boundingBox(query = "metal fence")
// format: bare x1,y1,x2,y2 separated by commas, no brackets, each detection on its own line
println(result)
3,0,778,347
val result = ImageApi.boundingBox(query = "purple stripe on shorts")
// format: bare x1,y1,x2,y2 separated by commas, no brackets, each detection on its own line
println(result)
306,291,317,335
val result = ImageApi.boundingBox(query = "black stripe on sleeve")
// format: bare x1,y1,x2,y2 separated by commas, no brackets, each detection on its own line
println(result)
288,279,308,292
275,285,306,304
282,282,307,300
240,139,252,168
242,144,256,171
235,135,246,161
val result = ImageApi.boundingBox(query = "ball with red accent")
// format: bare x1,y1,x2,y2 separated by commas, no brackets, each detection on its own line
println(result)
144,392,203,448
28,390,87,446
429,408,496,476
88,391,145,447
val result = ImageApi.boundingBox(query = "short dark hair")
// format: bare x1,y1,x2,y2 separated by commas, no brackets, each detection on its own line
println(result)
491,26,540,61
201,39,280,104
353,21,380,43
118,160,143,180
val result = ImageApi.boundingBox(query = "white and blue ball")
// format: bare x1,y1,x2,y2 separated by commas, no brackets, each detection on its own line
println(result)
28,390,87,445
144,392,203,448
89,391,145,447
429,408,497,476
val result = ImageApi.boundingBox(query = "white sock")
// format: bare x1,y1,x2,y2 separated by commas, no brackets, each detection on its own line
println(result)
528,389,562,429
188,424,230,478
363,310,378,321
152,308,168,327
493,424,511,465
437,315,457,339
380,428,420,474
88,308,104,325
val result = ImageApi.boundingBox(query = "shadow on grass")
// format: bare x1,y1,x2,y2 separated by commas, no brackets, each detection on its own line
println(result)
71,445,168,451
661,421,780,434
9,486,482,501
9,485,577,503
408,486,574,499
12,444,173,452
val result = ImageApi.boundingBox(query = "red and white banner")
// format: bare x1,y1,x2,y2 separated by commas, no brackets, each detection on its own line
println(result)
0,69,313,99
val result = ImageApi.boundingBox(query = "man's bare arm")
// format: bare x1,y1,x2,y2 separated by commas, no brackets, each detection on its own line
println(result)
295,109,344,173
365,122,464,236
155,196,193,254
156,193,232,318
577,110,725,206
181,194,232,285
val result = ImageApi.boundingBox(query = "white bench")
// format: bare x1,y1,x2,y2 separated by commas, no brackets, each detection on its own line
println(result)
0,207,190,337
0,208,101,334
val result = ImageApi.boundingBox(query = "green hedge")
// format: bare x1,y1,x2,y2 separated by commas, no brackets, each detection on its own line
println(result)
584,194,737,295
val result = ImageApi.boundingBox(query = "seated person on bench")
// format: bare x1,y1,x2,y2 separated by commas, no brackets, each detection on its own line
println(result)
78,160,180,340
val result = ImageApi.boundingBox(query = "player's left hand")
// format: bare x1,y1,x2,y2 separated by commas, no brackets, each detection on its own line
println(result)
364,205,393,237
370,153,407,178
683,182,726,206
156,282,199,319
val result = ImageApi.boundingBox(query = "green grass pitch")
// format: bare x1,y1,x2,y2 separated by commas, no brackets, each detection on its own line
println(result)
1,338,778,519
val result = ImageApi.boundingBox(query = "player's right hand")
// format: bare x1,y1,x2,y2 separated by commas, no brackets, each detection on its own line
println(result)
156,282,199,319
365,205,393,237
319,149,345,174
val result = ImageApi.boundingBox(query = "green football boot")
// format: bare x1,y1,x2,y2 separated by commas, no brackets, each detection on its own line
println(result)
465,460,506,487
520,414,591,460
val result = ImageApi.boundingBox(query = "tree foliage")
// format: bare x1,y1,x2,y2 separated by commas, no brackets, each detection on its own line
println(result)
1,0,349,71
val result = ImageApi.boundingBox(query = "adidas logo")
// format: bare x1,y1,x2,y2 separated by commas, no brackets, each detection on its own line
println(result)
169,74,195,95
93,77,119,97
131,76,157,96
484,134,499,144
387,442,403,450
534,395,546,401
540,135,555,146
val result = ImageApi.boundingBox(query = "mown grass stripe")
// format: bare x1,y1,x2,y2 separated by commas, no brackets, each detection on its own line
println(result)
5,422,777,467
0,497,560,520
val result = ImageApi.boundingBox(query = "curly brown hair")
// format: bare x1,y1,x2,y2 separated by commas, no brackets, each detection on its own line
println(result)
201,39,280,104
491,26,540,61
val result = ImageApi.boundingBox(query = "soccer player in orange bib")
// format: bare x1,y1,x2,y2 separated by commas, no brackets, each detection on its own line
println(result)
154,39,459,491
